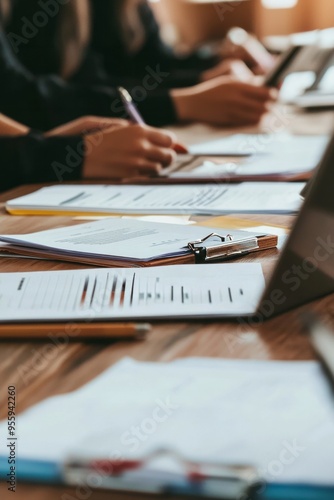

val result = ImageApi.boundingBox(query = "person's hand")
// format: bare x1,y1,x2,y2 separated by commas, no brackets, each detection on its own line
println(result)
171,77,277,127
83,124,177,179
201,59,255,83
224,44,276,75
221,29,276,75
46,116,129,137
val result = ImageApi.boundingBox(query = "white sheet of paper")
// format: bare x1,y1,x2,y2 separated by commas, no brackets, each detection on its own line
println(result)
6,182,305,215
0,218,269,263
72,215,194,224
0,264,264,322
176,135,329,179
1,357,333,486
188,134,328,164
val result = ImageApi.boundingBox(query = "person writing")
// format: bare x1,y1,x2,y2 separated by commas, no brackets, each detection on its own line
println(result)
0,114,177,192
1,0,275,130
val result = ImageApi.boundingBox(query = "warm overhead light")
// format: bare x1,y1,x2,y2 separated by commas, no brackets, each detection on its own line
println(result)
262,0,298,8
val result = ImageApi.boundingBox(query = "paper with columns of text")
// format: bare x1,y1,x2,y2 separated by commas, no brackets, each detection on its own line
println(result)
6,182,305,216
0,264,265,322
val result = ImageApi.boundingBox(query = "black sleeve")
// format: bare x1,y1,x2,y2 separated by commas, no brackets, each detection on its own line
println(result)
0,27,120,129
92,1,218,88
1,132,85,192
130,3,219,85
0,28,177,129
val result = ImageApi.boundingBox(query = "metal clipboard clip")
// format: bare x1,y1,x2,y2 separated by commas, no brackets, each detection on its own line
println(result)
64,448,262,499
188,232,260,263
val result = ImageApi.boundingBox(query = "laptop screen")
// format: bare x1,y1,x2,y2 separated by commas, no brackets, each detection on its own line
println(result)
258,133,334,319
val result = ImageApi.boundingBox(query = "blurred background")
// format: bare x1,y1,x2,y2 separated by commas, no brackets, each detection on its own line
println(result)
149,0,332,50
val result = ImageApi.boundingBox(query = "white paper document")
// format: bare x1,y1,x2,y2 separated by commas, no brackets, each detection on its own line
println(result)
0,218,269,264
177,134,329,180
1,358,333,486
6,182,305,215
295,91,334,109
0,265,265,322
188,134,328,164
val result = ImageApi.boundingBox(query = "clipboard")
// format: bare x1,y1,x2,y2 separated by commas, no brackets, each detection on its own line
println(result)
63,449,261,500
188,233,260,263
0,454,261,500
0,231,278,268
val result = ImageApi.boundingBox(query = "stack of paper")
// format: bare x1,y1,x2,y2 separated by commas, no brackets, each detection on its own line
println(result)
0,217,278,267
6,182,305,216
0,358,333,494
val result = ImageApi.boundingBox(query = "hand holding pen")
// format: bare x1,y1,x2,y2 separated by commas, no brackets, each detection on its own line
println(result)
118,86,189,155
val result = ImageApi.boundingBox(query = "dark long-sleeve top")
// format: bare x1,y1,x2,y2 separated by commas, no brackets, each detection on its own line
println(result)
0,27,175,128
1,132,84,192
1,1,203,191
2,0,220,130
89,0,219,88
7,0,217,88
0,29,122,129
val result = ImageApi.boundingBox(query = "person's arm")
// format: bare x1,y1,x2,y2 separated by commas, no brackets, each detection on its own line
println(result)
134,2,219,79
0,21,275,131
91,0,218,89
1,119,178,192
171,77,277,127
0,25,179,129
0,28,137,130
1,132,84,192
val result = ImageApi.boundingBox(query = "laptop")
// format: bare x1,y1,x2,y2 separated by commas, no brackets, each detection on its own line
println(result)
0,134,334,323
259,131,334,317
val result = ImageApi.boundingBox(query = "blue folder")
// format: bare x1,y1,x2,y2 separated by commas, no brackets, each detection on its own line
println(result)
1,456,334,500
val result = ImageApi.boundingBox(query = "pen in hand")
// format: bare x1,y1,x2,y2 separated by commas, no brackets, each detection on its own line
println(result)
118,87,189,155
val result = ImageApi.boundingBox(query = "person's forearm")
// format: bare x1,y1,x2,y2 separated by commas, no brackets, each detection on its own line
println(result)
0,29,132,130
133,90,178,126
0,114,29,136
0,133,84,192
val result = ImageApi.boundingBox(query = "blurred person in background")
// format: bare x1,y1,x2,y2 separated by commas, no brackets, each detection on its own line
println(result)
89,0,275,86
1,0,275,132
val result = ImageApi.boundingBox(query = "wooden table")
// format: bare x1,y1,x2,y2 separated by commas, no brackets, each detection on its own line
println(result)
1,109,334,499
